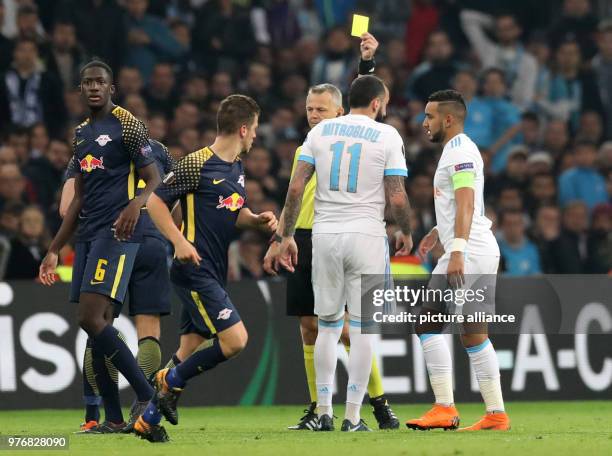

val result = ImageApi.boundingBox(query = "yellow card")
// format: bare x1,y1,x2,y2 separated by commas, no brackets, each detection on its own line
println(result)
351,14,369,37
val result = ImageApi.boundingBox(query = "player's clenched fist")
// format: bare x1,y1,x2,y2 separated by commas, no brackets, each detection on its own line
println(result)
39,251,59,286
360,32,379,61
417,227,439,260
256,211,278,233
175,238,202,266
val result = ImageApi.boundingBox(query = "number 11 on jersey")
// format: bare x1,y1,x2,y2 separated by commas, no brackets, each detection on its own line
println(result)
329,141,362,193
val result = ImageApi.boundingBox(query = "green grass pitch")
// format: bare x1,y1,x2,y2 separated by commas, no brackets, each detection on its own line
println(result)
1,401,611,455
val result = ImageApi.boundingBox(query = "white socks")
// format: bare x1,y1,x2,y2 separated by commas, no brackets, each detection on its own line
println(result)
314,318,343,417
466,339,505,412
345,322,373,424
419,334,454,406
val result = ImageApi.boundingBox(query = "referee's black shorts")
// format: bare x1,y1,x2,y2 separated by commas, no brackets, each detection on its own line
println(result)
286,228,315,316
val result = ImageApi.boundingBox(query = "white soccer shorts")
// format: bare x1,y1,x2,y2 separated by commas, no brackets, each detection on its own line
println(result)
311,232,390,320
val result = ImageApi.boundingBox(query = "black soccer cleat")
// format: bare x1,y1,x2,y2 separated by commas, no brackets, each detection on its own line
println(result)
341,418,372,432
370,395,400,429
121,400,150,434
80,421,127,434
133,416,169,443
154,368,182,425
318,414,334,431
288,402,319,431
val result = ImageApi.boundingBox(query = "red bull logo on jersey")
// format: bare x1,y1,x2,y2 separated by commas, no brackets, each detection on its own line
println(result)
79,154,105,173
94,134,112,146
216,193,245,212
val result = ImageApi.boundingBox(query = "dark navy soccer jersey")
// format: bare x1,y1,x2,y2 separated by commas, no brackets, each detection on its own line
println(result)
135,139,175,240
155,146,247,287
67,106,154,242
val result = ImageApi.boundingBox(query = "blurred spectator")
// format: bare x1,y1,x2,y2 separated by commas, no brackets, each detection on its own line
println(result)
235,230,266,279
460,9,537,110
310,27,354,94
57,0,127,71
0,38,67,137
526,151,554,176
5,127,29,164
551,200,590,272
526,172,557,216
29,123,49,159
244,146,285,204
543,119,571,160
146,112,168,142
0,163,35,210
538,39,603,131
488,147,529,200
191,0,256,73
0,1,12,72
558,140,608,210
5,205,48,279
519,111,543,152
143,62,178,118
497,185,524,212
266,0,300,48
117,66,144,102
0,145,17,166
586,203,612,272
452,69,494,149
124,0,186,82
46,20,87,90
549,0,598,60
404,0,439,67
22,139,71,210
124,93,148,119
15,4,47,48
530,205,561,273
409,30,460,102
241,62,278,121
498,209,542,276
312,0,355,30
481,68,522,172
592,19,612,140
0,201,23,238
578,110,604,144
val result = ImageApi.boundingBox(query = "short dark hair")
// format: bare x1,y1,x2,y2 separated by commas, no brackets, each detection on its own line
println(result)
427,89,467,120
349,75,386,109
521,111,539,123
217,94,261,135
574,139,597,150
80,59,113,82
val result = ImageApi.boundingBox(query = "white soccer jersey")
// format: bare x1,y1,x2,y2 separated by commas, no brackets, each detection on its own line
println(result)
433,133,499,256
298,114,408,236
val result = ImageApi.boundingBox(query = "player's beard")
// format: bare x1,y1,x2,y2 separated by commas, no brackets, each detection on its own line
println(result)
430,126,445,143
375,108,385,122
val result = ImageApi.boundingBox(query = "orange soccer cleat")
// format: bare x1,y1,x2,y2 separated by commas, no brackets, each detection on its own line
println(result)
458,412,511,431
79,420,98,431
405,404,460,431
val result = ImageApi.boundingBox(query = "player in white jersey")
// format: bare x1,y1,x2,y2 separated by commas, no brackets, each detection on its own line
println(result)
406,90,511,431
278,76,413,432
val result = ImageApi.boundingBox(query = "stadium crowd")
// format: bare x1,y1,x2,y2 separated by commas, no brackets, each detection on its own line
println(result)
0,0,610,281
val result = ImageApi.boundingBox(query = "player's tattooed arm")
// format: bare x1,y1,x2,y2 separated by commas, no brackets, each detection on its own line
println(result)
281,160,315,237
385,175,413,255
384,175,412,235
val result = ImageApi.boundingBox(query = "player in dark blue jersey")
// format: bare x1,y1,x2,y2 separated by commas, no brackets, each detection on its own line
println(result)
39,60,161,433
60,139,175,433
133,95,277,442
